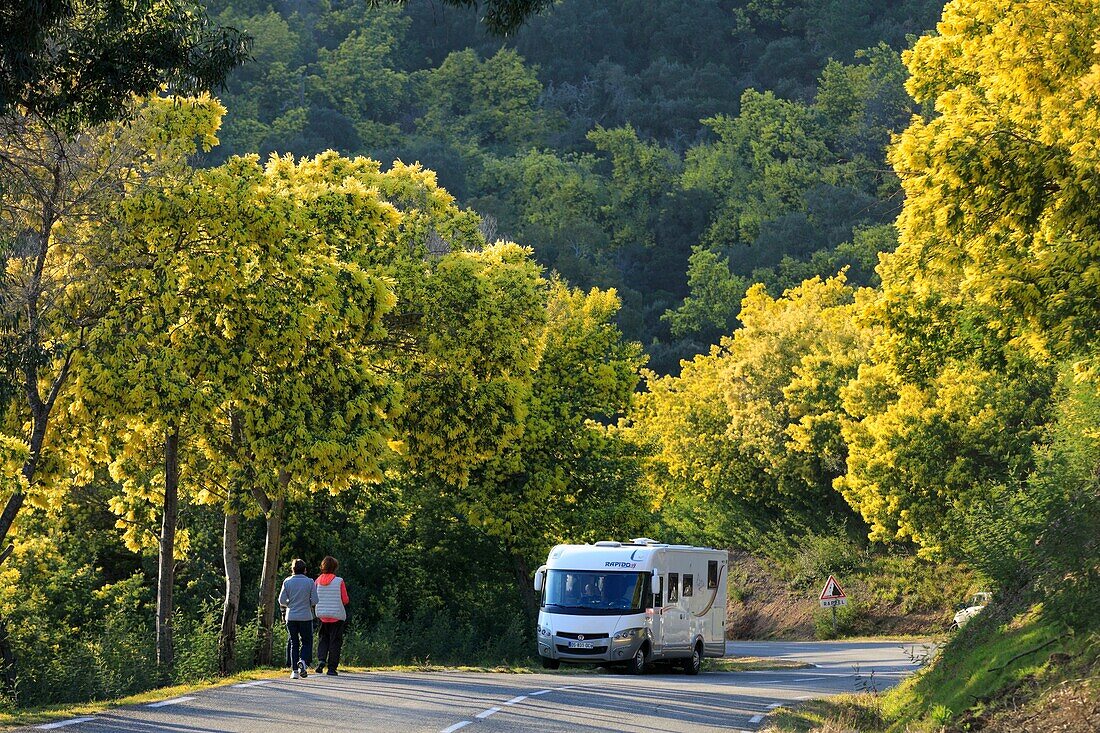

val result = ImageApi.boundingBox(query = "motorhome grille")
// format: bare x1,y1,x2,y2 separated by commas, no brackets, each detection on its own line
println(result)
557,632,609,639
556,645,608,655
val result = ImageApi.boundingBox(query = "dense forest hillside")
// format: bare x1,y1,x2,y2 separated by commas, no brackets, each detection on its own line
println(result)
201,0,944,371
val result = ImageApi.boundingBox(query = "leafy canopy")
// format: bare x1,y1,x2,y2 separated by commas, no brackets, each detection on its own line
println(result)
0,0,250,127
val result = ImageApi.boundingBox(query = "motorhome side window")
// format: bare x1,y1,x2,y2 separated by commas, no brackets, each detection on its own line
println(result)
668,573,679,603
683,574,694,597
708,560,718,589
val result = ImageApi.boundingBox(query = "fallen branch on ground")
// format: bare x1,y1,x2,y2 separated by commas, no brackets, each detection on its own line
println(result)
989,635,1068,672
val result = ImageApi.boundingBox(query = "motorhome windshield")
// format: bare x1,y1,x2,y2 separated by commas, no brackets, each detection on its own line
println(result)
542,570,649,615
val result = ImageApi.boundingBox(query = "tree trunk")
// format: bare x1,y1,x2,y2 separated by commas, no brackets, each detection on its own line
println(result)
0,617,15,694
510,551,539,621
0,409,49,567
218,507,241,675
156,425,180,679
254,474,286,666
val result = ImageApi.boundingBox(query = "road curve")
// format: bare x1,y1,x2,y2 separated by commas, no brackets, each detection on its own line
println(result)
18,640,931,733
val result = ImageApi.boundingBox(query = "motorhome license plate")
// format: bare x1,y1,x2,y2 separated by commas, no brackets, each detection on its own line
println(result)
567,641,595,649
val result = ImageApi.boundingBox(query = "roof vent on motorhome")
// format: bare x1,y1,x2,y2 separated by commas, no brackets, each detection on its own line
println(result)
630,537,659,545
594,541,622,547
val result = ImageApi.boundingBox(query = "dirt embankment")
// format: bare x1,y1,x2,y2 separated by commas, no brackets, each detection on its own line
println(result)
724,551,954,640
956,662,1100,733
726,552,816,639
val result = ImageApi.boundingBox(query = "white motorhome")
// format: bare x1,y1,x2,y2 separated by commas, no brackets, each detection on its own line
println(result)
533,538,728,674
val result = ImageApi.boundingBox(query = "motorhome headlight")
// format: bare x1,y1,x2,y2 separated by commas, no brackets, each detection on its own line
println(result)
612,627,644,641
537,624,553,638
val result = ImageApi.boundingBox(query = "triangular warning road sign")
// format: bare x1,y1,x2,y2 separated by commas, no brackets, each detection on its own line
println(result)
820,575,846,601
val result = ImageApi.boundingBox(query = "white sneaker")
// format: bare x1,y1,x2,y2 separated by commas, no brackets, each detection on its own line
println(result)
298,661,308,678
291,670,299,680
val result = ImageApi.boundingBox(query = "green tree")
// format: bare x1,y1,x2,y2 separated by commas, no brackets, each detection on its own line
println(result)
379,0,553,35
0,96,224,659
662,246,748,343
311,7,410,148
588,125,681,251
0,0,248,128
839,0,1100,556
475,149,613,287
416,48,551,155
633,275,870,544
457,281,649,615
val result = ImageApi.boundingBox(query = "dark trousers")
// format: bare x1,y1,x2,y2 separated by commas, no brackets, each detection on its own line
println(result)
317,620,346,672
286,619,313,668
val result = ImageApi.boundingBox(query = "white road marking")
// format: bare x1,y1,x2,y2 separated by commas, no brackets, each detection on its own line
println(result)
791,677,829,682
146,696,196,708
36,718,96,730
743,669,851,676
439,722,472,733
232,680,273,688
790,671,868,677
439,686,587,732
749,714,765,723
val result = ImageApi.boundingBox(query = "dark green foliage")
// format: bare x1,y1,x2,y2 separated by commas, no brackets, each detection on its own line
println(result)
342,612,529,666
279,480,536,652
0,0,250,128
956,369,1100,626
376,0,553,36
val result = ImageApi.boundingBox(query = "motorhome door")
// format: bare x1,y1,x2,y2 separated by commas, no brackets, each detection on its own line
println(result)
664,568,690,653
648,573,665,656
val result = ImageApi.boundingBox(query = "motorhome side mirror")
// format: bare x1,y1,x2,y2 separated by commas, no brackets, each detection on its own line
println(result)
533,565,547,592
651,574,660,595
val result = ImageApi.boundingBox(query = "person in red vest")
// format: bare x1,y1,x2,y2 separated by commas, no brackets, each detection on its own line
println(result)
314,555,349,675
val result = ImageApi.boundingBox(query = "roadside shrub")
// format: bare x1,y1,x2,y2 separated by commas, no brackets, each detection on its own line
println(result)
341,609,530,667
866,553,975,617
172,605,220,682
5,570,158,707
814,598,868,639
790,532,864,589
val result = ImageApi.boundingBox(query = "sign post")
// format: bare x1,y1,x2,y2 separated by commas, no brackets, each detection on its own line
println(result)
819,575,848,634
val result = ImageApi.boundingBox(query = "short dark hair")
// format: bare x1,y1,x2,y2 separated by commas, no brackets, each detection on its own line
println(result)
292,558,306,575
320,556,338,574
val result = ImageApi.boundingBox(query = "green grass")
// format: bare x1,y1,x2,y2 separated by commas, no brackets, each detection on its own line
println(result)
763,694,885,732
764,596,1095,732
880,601,1074,729
705,657,812,672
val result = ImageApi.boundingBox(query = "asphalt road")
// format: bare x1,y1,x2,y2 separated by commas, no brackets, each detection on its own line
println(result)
23,641,931,733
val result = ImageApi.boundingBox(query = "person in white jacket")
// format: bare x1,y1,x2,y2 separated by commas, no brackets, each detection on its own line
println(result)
314,555,349,675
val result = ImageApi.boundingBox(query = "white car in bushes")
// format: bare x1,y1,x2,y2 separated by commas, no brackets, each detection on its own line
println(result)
953,592,992,629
